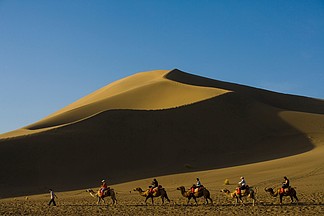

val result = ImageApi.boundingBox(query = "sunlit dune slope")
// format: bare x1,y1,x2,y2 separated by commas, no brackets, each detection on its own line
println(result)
0,69,324,198
4,70,229,134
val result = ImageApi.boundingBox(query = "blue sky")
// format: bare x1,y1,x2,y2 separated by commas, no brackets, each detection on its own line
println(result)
0,0,323,134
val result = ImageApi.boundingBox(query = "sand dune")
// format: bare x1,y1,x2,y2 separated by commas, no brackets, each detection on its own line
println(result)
0,70,228,137
0,68,324,209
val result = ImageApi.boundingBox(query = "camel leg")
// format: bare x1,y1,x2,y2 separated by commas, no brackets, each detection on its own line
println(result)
165,194,170,203
204,196,212,205
145,196,149,205
280,195,283,205
111,197,117,205
187,197,191,205
193,197,198,205
234,197,238,206
151,197,154,205
239,197,244,206
208,197,213,205
294,195,299,204
161,196,164,205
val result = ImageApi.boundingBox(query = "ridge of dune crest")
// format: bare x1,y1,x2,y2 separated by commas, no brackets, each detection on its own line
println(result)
46,70,171,118
0,69,230,138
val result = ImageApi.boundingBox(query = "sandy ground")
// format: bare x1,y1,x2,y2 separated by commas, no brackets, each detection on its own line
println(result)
2,143,324,215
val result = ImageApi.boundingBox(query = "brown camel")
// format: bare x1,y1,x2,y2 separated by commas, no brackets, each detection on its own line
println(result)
177,186,213,205
264,187,298,204
133,187,170,205
86,188,117,205
220,187,256,206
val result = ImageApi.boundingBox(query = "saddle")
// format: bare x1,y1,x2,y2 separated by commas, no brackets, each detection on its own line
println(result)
280,187,290,194
149,185,162,194
100,187,110,196
236,185,249,195
192,186,204,193
236,188,241,194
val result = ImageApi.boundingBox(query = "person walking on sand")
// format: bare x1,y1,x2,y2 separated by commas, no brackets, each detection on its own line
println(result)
48,189,58,206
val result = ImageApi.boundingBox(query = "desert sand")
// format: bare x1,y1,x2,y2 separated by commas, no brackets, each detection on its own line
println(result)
1,69,324,215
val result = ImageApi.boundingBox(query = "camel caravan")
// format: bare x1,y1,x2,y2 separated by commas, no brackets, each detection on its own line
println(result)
86,176,299,206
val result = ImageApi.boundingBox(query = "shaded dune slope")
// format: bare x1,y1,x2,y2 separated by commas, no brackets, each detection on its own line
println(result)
167,69,324,114
0,69,323,198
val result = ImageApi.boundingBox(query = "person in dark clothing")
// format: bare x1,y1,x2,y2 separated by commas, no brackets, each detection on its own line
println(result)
149,178,159,193
48,189,58,206
151,178,159,188
282,176,290,189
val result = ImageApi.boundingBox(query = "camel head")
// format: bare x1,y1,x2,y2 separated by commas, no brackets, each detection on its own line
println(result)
133,187,143,192
86,189,95,193
86,189,97,198
264,187,274,193
177,186,186,191
220,189,230,194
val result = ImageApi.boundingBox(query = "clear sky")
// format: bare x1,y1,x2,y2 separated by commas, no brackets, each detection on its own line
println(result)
0,0,323,134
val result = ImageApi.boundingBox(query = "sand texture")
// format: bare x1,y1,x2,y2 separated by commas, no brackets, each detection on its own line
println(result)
1,69,324,215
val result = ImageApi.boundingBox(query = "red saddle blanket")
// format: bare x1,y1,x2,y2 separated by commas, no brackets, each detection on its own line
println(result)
280,188,289,194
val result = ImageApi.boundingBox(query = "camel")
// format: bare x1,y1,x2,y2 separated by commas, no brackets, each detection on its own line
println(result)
220,187,256,206
264,187,298,204
177,186,213,205
133,187,170,205
86,188,117,205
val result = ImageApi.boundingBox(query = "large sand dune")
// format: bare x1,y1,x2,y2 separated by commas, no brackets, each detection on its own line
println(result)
1,68,324,208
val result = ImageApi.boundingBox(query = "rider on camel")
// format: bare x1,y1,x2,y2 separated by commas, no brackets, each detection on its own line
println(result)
281,176,290,193
237,176,247,195
196,178,202,187
149,178,159,194
100,179,108,196
191,178,203,194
